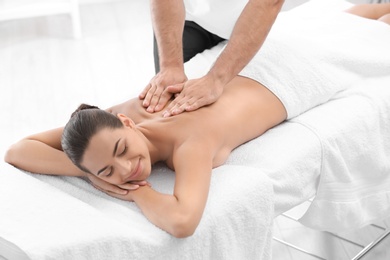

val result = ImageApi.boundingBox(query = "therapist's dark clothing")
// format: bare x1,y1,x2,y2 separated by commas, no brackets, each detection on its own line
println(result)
153,21,225,73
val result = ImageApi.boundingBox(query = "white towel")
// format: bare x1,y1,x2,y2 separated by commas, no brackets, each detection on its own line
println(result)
296,76,390,232
224,122,321,217
0,162,275,260
239,8,390,119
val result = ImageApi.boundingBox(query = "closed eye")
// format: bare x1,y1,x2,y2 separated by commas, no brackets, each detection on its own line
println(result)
105,146,126,178
105,167,114,177
119,145,128,157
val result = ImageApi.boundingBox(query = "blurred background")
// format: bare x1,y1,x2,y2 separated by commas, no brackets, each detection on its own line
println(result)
0,0,154,160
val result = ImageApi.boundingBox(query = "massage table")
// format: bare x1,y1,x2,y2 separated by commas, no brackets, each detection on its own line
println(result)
1,0,390,259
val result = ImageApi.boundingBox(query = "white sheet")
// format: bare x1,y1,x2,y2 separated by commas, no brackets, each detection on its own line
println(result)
0,162,275,260
297,76,390,232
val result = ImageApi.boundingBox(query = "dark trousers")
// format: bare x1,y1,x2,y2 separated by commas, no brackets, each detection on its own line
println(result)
153,21,226,73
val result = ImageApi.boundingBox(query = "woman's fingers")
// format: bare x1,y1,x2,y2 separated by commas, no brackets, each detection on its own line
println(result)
118,183,140,190
88,174,128,195
131,180,152,187
118,180,151,190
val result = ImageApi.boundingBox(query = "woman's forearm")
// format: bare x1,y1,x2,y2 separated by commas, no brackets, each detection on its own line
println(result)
4,139,84,177
131,186,200,238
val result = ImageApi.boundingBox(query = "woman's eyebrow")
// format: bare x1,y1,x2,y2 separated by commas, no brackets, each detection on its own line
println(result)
112,138,121,156
96,138,121,175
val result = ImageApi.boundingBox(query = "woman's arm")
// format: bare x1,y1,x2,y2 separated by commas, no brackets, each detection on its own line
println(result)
4,127,85,176
5,126,148,192
4,104,131,176
106,142,213,238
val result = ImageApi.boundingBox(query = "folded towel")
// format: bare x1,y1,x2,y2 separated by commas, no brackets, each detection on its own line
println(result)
0,162,275,260
240,8,390,119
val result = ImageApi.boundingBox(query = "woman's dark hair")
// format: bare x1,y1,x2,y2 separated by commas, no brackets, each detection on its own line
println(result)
61,104,123,173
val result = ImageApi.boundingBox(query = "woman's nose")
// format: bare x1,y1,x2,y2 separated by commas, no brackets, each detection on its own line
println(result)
117,159,132,181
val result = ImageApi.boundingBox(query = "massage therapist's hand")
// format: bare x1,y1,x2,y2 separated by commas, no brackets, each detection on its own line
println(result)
139,67,187,113
87,173,150,199
162,75,224,117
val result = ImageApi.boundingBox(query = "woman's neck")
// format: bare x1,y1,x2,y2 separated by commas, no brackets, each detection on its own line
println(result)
136,125,173,165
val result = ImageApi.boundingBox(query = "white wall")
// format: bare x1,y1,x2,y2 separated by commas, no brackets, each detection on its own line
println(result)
79,0,123,4
79,0,386,7
281,0,376,11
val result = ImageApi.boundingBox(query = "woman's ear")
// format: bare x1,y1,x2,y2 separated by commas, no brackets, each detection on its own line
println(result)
117,113,135,128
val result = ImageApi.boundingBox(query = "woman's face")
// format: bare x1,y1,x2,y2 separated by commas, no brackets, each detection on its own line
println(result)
80,116,152,185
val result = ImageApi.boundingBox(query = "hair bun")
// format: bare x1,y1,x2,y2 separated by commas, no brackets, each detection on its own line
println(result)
71,103,100,118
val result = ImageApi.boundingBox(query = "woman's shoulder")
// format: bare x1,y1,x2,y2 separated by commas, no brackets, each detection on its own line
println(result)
106,98,160,124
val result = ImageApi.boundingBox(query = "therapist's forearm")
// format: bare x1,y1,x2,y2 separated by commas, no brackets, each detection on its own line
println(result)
150,0,185,70
207,0,284,86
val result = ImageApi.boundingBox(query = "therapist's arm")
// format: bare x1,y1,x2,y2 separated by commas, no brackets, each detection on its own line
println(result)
162,0,284,117
139,0,187,112
208,0,284,87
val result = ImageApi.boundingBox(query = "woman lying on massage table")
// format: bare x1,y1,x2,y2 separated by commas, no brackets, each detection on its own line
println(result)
4,4,390,238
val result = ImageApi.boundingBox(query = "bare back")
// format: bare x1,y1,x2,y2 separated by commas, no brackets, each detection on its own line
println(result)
108,76,287,169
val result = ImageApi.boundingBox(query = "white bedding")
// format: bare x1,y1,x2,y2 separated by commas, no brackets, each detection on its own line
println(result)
0,115,321,260
1,1,390,259
297,76,390,232
0,163,275,260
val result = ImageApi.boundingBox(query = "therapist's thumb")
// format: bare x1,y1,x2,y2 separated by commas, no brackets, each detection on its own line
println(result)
166,83,184,94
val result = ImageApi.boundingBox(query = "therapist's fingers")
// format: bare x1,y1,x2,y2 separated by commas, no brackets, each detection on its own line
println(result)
163,96,193,117
163,89,207,117
163,78,219,117
154,84,183,112
151,88,174,112
166,83,184,94
145,84,166,112
139,83,151,101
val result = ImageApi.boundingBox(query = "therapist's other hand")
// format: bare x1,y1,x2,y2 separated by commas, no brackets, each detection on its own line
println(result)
139,68,187,113
162,75,224,117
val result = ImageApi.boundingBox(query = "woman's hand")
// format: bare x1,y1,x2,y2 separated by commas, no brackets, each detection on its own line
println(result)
87,174,150,201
